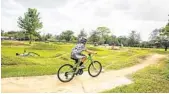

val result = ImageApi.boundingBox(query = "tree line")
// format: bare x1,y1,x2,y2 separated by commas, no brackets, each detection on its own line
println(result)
1,8,169,51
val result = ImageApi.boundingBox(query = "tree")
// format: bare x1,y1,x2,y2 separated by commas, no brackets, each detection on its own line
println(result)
17,8,43,44
1,30,8,36
118,36,129,46
55,35,62,42
41,34,47,41
159,15,169,51
1,30,4,36
16,31,25,40
71,36,77,43
149,29,161,41
46,33,52,39
104,35,112,44
128,31,141,47
160,28,169,51
78,29,87,38
88,30,100,45
149,29,163,48
60,30,74,42
96,27,111,43
140,41,152,48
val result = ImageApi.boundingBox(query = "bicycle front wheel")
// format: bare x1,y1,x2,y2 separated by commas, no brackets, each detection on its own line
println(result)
57,64,75,82
88,61,102,77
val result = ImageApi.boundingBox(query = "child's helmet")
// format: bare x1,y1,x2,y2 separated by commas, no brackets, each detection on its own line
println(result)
78,37,87,44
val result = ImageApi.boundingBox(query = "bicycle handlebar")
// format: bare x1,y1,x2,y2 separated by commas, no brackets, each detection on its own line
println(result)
88,53,97,56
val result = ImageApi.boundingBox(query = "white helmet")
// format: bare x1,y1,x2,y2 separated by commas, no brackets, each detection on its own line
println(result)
78,37,87,44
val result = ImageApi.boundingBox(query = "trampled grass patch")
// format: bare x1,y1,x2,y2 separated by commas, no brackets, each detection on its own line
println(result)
103,58,169,93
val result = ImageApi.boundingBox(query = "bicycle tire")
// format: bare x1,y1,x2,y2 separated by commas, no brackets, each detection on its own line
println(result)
28,52,40,56
57,64,75,82
88,61,102,77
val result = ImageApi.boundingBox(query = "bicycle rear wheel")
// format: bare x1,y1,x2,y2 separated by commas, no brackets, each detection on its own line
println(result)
88,61,102,77
57,64,75,82
28,52,40,57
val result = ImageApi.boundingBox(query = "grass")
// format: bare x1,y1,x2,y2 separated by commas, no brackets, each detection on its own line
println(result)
1,40,168,78
103,57,169,93
1,40,30,46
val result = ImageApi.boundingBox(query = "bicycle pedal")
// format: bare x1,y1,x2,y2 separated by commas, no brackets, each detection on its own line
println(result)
78,69,83,75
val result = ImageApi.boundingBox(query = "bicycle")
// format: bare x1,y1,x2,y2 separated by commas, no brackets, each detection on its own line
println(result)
57,53,102,82
16,49,40,57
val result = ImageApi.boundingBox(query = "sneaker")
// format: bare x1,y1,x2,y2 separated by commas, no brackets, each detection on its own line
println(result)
79,64,85,69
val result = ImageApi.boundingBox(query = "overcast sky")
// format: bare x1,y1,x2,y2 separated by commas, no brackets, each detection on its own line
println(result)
1,0,169,41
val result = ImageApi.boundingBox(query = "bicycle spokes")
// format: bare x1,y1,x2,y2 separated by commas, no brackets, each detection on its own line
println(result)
57,64,75,82
88,61,102,77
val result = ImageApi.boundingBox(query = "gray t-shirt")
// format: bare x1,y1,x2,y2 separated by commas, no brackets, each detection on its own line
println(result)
71,43,86,54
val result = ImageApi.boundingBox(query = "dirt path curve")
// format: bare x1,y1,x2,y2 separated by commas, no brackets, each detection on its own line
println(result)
1,54,166,93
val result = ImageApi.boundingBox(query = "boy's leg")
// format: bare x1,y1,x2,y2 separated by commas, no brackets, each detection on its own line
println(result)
80,57,86,66
81,57,87,62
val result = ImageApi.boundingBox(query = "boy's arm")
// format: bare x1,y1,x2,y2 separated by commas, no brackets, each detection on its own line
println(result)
85,49,97,54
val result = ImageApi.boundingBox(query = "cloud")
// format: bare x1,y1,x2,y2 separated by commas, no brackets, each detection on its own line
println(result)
125,0,169,21
14,0,68,8
1,0,169,41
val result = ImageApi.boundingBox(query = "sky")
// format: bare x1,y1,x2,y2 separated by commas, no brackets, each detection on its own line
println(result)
1,0,169,41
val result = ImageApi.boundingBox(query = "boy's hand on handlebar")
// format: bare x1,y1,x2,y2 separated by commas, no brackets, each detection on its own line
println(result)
86,49,97,54
88,52,97,54
92,52,97,54
94,52,97,54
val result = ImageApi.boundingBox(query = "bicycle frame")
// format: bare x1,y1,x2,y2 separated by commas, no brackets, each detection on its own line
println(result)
73,54,94,73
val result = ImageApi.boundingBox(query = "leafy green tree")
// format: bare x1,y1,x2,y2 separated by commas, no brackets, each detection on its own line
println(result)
104,35,112,44
1,30,4,36
160,27,169,51
78,29,87,38
46,33,52,39
96,27,111,43
88,30,100,44
149,29,163,48
118,36,129,46
16,31,25,40
55,35,62,42
60,30,74,42
149,29,161,41
17,8,43,44
157,15,169,51
71,36,77,43
128,31,141,47
41,34,47,41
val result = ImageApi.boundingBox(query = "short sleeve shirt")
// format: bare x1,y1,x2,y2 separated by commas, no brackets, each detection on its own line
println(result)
71,43,86,54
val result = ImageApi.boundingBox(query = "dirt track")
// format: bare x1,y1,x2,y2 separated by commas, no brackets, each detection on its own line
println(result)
1,54,166,93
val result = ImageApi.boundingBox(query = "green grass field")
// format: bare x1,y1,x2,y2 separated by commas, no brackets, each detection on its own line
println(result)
1,40,168,78
103,57,169,93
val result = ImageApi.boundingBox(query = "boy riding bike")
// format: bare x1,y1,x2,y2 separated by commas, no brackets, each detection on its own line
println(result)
58,37,102,82
71,37,96,69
